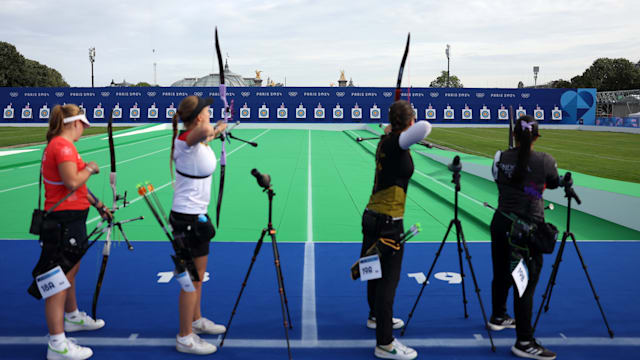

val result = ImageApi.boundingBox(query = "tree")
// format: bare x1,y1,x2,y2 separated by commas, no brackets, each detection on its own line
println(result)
429,70,463,88
133,82,152,87
0,41,68,87
570,58,640,91
517,81,524,88
549,79,572,88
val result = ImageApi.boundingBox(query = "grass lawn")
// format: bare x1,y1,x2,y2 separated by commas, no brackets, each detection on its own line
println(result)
426,127,640,183
0,127,130,148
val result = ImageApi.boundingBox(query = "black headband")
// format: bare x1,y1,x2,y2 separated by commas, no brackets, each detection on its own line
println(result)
182,96,214,123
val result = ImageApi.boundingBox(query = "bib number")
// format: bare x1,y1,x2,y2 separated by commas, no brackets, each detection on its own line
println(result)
36,266,71,299
359,254,382,281
512,259,529,298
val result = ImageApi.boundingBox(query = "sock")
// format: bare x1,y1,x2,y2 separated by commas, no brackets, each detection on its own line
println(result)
177,333,193,343
65,309,80,319
192,318,203,326
49,333,66,349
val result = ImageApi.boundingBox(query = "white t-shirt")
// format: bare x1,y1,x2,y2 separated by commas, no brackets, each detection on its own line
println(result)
172,131,217,214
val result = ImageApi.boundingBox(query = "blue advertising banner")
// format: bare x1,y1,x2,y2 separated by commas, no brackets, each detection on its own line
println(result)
0,87,596,125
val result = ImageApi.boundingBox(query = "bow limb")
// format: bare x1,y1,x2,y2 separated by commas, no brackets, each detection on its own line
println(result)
394,33,410,101
91,109,117,319
215,27,229,228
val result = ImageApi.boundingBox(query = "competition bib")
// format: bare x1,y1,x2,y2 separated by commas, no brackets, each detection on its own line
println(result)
359,254,382,281
36,266,71,299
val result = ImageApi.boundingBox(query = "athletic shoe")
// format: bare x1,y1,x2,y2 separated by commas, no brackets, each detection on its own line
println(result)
47,338,93,360
511,339,557,360
192,317,226,335
374,338,417,360
176,333,217,355
367,316,405,330
487,314,516,331
64,312,105,332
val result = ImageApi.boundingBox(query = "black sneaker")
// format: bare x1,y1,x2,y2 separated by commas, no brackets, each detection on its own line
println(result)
487,315,516,331
511,339,557,360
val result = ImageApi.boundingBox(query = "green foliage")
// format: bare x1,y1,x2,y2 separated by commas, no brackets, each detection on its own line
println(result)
549,79,572,88
570,58,640,91
429,70,464,88
0,41,68,87
133,82,152,87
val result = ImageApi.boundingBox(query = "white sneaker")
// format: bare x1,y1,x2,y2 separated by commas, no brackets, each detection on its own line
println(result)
367,317,405,330
192,317,227,335
176,333,217,355
47,338,93,360
64,311,105,332
374,338,418,360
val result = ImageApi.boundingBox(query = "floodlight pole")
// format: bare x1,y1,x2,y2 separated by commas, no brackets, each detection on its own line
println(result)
446,44,451,88
89,47,96,88
153,48,157,86
533,66,540,87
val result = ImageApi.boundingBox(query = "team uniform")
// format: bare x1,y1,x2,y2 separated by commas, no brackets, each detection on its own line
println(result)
32,135,103,360
490,148,560,358
361,121,430,359
170,130,217,256
32,136,91,283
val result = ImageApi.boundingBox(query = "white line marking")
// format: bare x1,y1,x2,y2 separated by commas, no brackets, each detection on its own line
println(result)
560,333,567,340
8,133,171,171
86,129,272,225
128,333,139,340
0,148,39,157
0,336,638,348
302,129,318,343
0,137,171,193
102,124,172,139
473,334,483,340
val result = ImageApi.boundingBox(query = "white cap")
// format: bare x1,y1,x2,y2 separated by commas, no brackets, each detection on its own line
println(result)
63,114,91,127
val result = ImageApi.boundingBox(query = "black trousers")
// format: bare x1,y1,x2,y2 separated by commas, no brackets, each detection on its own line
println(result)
361,210,404,346
490,211,543,342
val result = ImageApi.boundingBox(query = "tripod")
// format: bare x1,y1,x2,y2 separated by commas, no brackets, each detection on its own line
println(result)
220,169,293,359
533,173,614,338
402,156,495,351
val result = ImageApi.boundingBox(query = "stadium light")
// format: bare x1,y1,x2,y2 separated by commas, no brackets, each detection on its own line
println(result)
533,66,540,87
89,47,96,88
446,44,451,88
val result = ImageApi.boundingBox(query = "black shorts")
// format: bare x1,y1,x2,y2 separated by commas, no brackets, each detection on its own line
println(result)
169,211,215,258
33,209,89,276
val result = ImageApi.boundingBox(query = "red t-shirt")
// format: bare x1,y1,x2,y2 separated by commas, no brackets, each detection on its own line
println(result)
42,136,90,211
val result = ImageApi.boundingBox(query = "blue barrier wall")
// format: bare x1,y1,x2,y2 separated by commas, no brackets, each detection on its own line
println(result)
0,87,596,125
594,117,639,128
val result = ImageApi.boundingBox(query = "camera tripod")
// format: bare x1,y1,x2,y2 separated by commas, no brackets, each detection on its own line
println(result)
402,156,495,351
220,169,293,359
533,173,614,338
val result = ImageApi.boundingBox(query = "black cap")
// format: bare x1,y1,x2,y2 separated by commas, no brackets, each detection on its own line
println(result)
183,96,214,123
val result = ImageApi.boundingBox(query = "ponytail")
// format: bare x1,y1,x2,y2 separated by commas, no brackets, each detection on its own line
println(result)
47,104,80,142
512,115,537,184
169,96,200,179
170,113,179,180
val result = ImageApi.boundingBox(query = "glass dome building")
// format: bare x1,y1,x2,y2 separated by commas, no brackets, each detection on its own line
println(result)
171,61,256,87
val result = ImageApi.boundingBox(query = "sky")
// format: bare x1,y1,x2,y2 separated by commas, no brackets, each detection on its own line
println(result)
1,0,638,88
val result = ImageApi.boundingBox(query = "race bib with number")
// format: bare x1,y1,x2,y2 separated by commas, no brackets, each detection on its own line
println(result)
36,266,71,299
359,254,382,281
175,271,196,292
512,259,529,298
